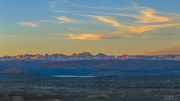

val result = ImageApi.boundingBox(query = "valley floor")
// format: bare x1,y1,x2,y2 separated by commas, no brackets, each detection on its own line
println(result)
0,74,180,101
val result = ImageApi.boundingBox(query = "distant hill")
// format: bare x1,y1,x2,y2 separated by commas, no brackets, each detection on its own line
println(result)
0,59,180,76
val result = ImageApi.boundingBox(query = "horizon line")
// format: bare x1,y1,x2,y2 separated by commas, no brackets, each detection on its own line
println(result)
1,52,179,57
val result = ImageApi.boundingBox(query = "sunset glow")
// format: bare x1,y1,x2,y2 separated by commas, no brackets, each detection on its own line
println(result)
0,0,180,56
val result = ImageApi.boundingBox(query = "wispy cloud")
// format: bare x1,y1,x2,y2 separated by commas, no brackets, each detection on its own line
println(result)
91,15,180,38
17,16,77,28
65,20,180,40
67,34,103,40
146,46,180,55
49,0,130,12
92,16,122,27
16,21,39,28
113,23,180,37
118,8,171,23
56,16,76,24
48,0,180,40
139,8,170,23
0,34,21,40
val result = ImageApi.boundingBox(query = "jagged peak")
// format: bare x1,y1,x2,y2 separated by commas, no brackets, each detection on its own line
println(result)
0,52,180,61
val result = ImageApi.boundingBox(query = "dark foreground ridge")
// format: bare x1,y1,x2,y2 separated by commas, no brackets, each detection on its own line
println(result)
0,59,180,101
0,74,180,101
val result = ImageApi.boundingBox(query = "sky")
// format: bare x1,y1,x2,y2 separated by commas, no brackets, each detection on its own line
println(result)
0,0,180,56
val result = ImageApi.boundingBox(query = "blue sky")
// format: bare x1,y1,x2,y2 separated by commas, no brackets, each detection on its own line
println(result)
0,0,180,56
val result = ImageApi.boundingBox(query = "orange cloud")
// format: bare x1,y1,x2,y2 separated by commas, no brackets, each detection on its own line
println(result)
67,34,103,40
129,23,180,33
113,23,180,37
54,5,180,40
139,8,170,23
118,8,171,23
91,13,179,38
66,23,180,40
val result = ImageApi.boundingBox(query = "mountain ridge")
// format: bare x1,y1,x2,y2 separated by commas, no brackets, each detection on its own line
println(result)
0,52,180,61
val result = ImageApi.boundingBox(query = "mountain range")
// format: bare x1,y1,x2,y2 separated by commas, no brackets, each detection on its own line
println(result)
0,52,180,77
0,52,180,61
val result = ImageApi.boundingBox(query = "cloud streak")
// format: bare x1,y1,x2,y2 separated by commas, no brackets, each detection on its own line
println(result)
91,15,180,38
67,34,103,40
56,16,76,24
16,21,39,28
113,23,180,36
92,16,122,27
118,8,171,23
146,46,180,55
139,8,170,23
49,0,180,40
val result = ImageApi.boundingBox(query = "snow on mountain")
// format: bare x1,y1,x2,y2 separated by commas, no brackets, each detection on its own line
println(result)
0,53,180,61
